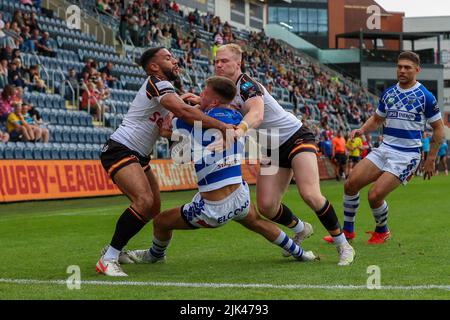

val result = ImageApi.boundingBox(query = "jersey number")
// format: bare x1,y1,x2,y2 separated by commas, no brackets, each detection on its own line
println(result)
149,111,163,127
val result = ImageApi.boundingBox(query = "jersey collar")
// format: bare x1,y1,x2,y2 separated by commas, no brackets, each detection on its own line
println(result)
235,73,244,85
396,81,421,93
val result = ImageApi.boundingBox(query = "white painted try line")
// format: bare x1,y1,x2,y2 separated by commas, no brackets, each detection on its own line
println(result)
0,278,449,291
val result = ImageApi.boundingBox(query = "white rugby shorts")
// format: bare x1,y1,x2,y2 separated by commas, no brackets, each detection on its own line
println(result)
366,144,421,185
181,181,250,228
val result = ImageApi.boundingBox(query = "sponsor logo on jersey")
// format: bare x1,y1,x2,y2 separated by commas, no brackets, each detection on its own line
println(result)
241,81,254,91
387,110,417,121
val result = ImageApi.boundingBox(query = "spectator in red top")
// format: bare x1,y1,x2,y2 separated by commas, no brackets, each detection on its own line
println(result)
0,84,15,121
81,82,102,121
317,97,327,111
171,1,179,12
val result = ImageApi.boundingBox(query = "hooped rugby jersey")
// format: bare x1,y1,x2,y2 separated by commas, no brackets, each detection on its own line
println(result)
172,107,245,193
230,74,301,146
376,82,441,153
110,76,175,157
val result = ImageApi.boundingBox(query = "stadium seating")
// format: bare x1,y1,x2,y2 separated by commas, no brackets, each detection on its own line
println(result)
0,0,380,161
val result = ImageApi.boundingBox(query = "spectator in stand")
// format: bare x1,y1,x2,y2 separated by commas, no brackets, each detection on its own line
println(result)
81,82,103,121
21,102,49,142
8,58,29,88
12,86,24,105
98,62,117,87
95,78,110,101
28,104,44,125
27,12,40,31
7,102,34,141
0,58,8,87
190,40,202,58
171,1,180,13
37,31,56,57
0,127,9,143
28,65,46,93
19,25,35,53
0,46,13,62
65,68,80,102
0,84,15,121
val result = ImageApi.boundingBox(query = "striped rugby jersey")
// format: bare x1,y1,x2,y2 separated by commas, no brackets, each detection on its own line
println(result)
172,107,244,192
376,82,441,153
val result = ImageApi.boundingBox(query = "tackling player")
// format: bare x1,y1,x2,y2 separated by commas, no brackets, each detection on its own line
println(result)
96,48,234,276
125,76,317,266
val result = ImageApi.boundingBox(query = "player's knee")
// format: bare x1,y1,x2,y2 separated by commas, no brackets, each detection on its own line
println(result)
368,189,383,206
132,195,154,218
344,176,358,195
257,200,279,218
300,189,323,211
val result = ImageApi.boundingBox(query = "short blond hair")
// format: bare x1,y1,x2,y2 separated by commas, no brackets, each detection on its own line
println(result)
217,43,242,60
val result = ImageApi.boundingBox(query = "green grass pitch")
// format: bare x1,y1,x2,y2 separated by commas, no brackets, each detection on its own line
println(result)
0,176,449,300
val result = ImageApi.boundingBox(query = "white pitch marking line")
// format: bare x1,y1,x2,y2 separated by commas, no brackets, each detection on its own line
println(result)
0,278,449,291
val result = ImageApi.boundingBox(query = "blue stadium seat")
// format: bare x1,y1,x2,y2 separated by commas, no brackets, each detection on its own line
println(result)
14,142,25,159
77,127,86,143
0,142,5,158
62,126,71,143
24,142,34,159
72,112,81,126
92,128,102,144
69,126,79,143
42,144,52,159
64,111,73,126
33,143,44,160
68,144,77,159
59,143,69,160
3,143,15,159
84,127,94,144
76,144,85,159
84,145,93,159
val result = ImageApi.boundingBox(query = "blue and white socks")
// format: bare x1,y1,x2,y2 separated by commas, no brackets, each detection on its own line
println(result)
343,193,360,233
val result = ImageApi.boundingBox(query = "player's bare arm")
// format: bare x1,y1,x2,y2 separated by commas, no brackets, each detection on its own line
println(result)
235,96,265,138
160,93,233,134
423,119,445,180
354,113,385,138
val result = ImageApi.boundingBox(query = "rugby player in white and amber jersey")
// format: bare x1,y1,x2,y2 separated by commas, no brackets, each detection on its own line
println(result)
182,44,355,266
96,47,234,276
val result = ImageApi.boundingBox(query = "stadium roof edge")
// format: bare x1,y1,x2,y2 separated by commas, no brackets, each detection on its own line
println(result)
336,31,442,41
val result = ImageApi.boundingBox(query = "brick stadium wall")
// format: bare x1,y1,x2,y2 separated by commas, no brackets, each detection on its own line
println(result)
0,158,335,203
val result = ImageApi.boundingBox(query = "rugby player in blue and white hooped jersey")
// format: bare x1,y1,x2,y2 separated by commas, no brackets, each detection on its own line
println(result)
125,76,316,263
324,51,445,245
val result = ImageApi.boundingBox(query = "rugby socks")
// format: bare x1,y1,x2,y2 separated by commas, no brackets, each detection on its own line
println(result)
372,201,389,233
332,233,347,246
316,199,349,246
107,206,149,259
271,203,304,234
343,193,360,233
273,231,304,259
103,245,121,261
148,237,171,259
